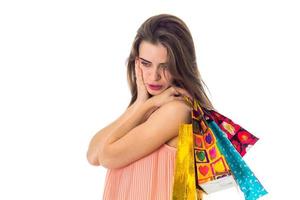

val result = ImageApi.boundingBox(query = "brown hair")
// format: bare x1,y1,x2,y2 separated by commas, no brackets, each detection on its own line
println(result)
126,13,216,111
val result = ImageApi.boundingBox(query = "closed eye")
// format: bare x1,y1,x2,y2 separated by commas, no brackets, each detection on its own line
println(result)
140,61,168,70
141,62,151,67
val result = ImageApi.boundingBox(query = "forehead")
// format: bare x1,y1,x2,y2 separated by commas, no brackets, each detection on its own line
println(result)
139,41,168,63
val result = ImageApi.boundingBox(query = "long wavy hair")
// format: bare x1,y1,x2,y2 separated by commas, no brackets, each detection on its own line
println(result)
126,14,216,112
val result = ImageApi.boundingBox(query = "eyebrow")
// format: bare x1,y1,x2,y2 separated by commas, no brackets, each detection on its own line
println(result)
139,57,167,64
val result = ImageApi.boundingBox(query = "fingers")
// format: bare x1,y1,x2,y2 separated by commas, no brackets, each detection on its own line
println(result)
134,60,138,79
171,86,192,99
172,95,184,101
166,86,179,95
135,60,142,83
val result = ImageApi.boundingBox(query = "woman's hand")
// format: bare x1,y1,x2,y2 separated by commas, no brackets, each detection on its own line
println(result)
134,59,150,105
150,86,192,108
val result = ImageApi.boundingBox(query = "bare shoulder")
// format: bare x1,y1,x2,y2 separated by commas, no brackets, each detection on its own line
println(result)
162,99,192,112
146,100,191,148
147,100,192,124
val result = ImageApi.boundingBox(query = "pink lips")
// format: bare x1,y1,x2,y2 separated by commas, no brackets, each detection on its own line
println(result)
148,84,162,91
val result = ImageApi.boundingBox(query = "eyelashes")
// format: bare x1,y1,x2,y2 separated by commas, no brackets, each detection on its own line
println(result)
141,62,150,67
141,62,168,69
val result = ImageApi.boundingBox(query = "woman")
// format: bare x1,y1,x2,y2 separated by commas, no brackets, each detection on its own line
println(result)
87,13,215,199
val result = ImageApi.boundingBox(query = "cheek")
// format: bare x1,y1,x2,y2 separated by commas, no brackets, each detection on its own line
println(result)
141,68,151,79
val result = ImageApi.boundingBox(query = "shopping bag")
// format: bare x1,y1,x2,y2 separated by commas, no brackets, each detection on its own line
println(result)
206,109,259,157
171,96,268,200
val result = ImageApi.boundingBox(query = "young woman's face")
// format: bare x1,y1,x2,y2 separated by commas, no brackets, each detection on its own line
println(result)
136,40,173,96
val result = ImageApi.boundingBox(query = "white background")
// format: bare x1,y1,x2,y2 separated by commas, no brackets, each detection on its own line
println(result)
0,0,299,199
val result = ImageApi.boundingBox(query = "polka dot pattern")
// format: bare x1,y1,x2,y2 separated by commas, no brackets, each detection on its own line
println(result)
208,120,268,200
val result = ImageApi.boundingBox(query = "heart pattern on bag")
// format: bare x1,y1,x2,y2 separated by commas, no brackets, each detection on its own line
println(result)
199,165,209,176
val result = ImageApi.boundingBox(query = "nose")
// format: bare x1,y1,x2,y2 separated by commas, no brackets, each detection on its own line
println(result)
151,67,162,81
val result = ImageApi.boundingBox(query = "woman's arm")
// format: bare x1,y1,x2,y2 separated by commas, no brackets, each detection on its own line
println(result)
99,99,191,169
86,99,156,166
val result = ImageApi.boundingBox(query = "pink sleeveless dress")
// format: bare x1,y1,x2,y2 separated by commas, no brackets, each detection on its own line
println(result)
102,143,177,200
